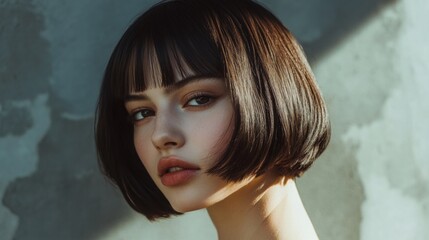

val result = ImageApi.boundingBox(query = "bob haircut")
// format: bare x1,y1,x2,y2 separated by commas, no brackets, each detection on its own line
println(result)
96,0,330,220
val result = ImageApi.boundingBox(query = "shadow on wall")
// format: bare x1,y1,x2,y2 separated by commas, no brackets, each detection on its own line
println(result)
3,117,130,239
264,0,396,63
1,0,395,239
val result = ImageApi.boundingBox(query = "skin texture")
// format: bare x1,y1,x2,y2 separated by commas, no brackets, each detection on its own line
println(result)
207,176,319,240
125,77,247,212
125,75,319,239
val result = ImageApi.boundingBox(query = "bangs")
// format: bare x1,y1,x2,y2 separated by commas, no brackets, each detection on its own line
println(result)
112,2,223,99
97,0,331,220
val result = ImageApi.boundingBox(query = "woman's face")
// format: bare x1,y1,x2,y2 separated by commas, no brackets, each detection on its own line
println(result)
125,75,246,212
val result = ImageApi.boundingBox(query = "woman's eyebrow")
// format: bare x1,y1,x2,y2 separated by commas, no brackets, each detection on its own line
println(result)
164,74,220,94
124,75,221,102
124,94,148,102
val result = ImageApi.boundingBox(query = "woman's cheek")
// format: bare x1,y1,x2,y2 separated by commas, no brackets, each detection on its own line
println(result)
133,128,156,171
184,103,234,165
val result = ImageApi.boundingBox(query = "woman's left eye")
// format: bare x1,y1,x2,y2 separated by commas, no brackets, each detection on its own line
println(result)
185,95,214,107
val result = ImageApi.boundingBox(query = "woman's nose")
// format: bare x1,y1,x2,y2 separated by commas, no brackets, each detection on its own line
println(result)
151,111,185,150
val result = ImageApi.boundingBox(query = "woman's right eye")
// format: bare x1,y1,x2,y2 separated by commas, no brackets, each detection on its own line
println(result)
130,109,155,123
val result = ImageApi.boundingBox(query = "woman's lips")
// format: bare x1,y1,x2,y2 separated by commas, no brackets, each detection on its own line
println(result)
158,157,200,187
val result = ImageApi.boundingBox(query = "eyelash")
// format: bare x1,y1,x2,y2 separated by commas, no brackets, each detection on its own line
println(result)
184,92,215,107
128,93,216,124
129,108,155,123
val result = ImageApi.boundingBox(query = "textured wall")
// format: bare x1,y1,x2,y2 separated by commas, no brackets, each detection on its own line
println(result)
1,0,427,239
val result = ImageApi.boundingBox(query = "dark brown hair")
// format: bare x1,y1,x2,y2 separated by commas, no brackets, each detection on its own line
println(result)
96,0,330,220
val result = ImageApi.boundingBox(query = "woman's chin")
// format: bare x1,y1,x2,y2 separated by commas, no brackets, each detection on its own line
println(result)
170,201,207,213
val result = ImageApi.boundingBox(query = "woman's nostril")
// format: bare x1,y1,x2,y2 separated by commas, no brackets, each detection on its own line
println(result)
164,141,177,146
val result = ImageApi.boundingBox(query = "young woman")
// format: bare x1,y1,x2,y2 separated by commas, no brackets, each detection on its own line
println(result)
96,0,330,239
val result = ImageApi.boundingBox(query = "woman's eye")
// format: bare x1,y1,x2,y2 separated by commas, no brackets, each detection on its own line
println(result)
186,95,213,107
131,109,155,122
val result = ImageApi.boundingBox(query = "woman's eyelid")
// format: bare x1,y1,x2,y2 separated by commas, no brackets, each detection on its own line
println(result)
125,100,147,114
183,91,216,106
125,95,156,111
128,108,155,124
131,107,153,116
124,100,155,122
179,78,224,97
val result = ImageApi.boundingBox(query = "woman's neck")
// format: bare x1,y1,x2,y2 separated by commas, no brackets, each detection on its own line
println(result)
206,174,319,240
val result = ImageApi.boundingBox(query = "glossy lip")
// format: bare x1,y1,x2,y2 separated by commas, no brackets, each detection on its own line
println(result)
158,157,201,187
